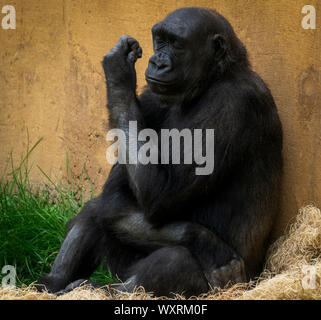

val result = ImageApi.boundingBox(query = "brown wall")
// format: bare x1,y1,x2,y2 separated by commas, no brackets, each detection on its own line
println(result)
0,0,320,237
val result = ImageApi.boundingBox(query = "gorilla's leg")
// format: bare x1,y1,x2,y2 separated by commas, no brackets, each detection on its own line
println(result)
37,210,107,293
115,246,209,297
37,164,141,293
114,213,247,289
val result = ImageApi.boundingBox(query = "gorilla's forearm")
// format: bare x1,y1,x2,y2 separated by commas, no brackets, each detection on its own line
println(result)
106,85,144,128
106,86,150,191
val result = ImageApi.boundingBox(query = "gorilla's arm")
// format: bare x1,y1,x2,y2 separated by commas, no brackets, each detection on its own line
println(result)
102,36,261,226
103,35,150,189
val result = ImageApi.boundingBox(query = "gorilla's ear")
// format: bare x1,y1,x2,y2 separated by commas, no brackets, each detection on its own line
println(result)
211,34,227,61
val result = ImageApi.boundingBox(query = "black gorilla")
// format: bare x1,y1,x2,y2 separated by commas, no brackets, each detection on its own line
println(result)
38,7,282,297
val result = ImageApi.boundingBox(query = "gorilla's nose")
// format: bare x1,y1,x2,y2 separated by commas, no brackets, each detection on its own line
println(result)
149,53,172,71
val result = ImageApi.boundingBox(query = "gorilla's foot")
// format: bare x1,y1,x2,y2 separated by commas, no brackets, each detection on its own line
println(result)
35,275,68,294
55,279,104,296
206,258,247,289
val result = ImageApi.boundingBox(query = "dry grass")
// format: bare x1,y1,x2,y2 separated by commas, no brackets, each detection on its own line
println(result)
1,205,321,300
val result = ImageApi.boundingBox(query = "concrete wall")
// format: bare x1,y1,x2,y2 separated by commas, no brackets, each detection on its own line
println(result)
0,0,320,237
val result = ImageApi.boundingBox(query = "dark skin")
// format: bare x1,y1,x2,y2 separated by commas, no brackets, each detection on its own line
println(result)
37,7,282,297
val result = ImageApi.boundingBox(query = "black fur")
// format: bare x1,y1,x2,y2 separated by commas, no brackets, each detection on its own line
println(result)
37,7,282,297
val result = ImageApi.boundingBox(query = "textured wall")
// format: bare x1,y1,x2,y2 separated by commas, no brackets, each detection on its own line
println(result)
0,0,320,237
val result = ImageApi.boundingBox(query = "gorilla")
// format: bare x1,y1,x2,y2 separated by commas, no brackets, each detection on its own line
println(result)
38,7,283,297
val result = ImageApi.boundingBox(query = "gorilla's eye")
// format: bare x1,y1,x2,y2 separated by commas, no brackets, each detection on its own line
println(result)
154,37,167,50
172,39,184,50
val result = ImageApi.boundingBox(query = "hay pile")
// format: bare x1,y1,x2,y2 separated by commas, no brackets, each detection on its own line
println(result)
1,205,320,300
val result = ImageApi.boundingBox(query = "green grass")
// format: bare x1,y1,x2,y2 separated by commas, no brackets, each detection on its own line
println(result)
0,137,115,287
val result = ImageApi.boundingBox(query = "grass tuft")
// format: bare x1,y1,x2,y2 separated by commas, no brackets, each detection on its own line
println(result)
0,137,115,286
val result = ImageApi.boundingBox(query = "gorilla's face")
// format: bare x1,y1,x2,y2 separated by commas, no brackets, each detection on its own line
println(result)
145,8,218,97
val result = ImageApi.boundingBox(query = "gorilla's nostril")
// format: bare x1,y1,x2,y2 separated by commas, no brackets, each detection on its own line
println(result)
152,60,166,69
149,59,156,67
158,63,169,69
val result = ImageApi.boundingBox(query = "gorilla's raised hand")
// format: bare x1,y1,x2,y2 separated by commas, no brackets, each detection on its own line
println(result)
102,35,142,91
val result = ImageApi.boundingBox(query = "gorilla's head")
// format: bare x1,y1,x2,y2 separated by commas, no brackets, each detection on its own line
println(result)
145,7,248,98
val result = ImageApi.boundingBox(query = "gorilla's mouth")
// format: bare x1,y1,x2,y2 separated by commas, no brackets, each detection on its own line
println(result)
146,76,175,86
